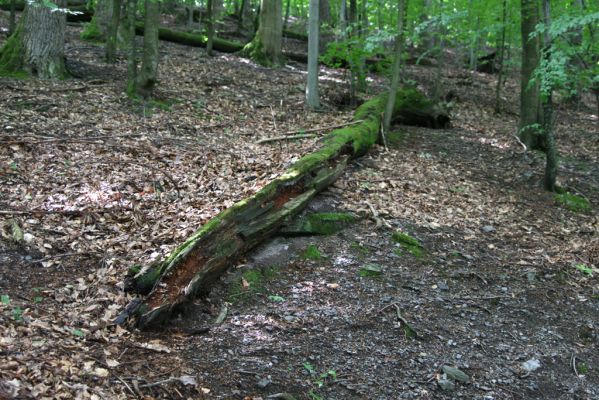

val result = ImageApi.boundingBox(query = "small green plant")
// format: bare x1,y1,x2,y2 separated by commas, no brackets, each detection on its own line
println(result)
268,295,285,302
392,231,425,258
80,17,103,42
1,295,9,305
303,362,337,397
11,306,22,321
228,267,277,303
555,192,591,213
576,361,589,375
72,329,85,337
575,264,593,276
350,241,370,259
302,245,322,261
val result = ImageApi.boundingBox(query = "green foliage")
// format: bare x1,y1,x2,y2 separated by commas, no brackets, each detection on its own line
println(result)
301,212,357,235
358,264,383,278
228,267,277,303
392,231,425,258
575,263,593,276
554,192,591,213
302,244,322,261
81,17,103,42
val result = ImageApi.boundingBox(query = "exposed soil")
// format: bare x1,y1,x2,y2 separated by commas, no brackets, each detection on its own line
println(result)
1,12,598,400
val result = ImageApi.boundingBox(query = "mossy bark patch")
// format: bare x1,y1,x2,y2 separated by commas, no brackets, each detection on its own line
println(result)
281,212,357,236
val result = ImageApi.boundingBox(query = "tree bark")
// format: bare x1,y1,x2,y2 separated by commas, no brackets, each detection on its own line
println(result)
8,0,16,36
134,0,160,98
541,0,557,191
306,0,320,110
119,87,445,330
383,0,408,136
320,0,330,26
0,0,68,79
125,0,137,94
494,0,507,112
206,0,215,56
105,0,122,63
519,0,544,150
243,0,284,66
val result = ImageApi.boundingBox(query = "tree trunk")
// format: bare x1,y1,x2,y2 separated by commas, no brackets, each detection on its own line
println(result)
8,0,16,36
283,0,291,30
0,0,68,79
119,87,447,329
134,0,160,98
339,0,347,38
320,0,330,26
541,0,557,191
207,0,215,56
95,0,114,38
519,0,544,151
105,0,122,63
383,0,407,136
243,0,283,66
494,0,507,112
306,0,320,110
125,0,137,93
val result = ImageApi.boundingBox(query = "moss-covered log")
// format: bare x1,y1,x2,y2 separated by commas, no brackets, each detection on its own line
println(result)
134,24,244,53
118,87,446,330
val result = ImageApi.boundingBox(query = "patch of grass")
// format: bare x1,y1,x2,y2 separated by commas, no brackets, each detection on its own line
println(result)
302,245,322,261
392,231,425,258
228,267,277,303
554,192,591,213
80,17,103,42
304,212,356,235
350,241,370,259
576,361,588,375
575,263,593,276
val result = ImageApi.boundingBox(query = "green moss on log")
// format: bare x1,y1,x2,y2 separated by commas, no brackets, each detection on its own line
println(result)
392,231,425,258
283,212,357,235
134,23,244,53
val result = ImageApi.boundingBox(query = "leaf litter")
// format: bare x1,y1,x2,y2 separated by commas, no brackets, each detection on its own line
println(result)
0,16,598,400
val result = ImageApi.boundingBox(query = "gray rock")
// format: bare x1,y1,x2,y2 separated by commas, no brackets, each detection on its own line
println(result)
442,365,470,383
438,378,455,391
256,377,272,388
521,359,541,372
482,225,495,233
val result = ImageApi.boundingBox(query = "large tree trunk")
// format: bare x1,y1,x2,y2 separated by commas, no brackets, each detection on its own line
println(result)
306,0,320,110
118,88,448,330
242,0,283,66
0,0,68,79
206,0,215,56
519,0,544,150
134,0,160,98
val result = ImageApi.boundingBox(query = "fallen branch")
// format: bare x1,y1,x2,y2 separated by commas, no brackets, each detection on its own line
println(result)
257,120,366,144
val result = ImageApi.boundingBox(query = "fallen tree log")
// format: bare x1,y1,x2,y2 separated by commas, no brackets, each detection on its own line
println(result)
118,87,448,330
134,24,244,53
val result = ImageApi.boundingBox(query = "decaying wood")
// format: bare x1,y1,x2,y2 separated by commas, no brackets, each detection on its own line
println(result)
118,87,450,330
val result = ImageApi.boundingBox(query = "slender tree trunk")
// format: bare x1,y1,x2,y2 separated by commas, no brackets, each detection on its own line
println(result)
134,0,160,98
339,0,347,38
320,0,330,26
383,0,408,136
494,0,507,112
432,0,444,101
125,0,137,92
519,0,544,150
306,0,320,110
207,0,215,56
8,0,16,36
284,0,291,29
421,0,433,49
95,0,114,38
105,0,122,63
541,0,557,191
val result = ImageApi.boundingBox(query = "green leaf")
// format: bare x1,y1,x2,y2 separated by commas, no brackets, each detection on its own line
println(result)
72,329,85,337
1,295,10,305
303,362,315,374
575,264,593,276
268,295,285,302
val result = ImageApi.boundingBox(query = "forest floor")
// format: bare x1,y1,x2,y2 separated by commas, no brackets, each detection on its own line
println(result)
1,13,599,400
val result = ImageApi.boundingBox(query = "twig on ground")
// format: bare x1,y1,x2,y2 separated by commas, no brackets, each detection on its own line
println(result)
257,133,319,144
379,113,389,151
572,354,580,379
365,201,382,229
0,207,132,216
513,134,527,152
